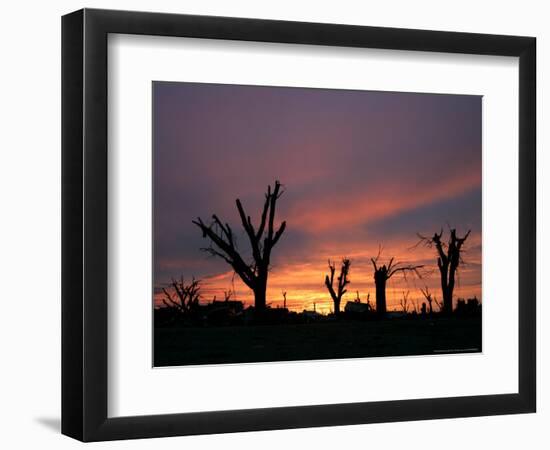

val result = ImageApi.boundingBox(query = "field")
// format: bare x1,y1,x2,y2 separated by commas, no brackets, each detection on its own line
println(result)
154,316,482,367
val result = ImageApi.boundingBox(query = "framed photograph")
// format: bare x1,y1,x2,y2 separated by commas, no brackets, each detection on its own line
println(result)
62,8,536,441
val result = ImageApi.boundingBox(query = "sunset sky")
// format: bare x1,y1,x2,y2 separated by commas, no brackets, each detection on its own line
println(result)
153,82,482,314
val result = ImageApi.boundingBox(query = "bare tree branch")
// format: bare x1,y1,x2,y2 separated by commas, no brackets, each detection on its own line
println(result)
161,277,202,316
192,181,287,310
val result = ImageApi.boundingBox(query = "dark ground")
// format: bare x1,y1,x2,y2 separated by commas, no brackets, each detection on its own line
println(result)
154,317,482,367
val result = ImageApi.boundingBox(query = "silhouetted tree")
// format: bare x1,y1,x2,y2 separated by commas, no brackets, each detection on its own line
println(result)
371,247,423,317
420,286,435,315
162,276,201,316
418,228,471,315
193,181,287,311
365,292,372,310
282,290,287,309
399,290,409,313
324,258,351,316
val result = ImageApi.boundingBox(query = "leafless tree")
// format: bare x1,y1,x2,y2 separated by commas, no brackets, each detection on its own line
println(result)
417,228,471,315
420,286,435,315
324,258,351,316
282,290,287,309
192,181,287,311
399,290,409,314
162,276,201,315
371,246,423,316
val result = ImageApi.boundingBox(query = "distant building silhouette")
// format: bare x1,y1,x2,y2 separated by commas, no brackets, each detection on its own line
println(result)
344,301,372,314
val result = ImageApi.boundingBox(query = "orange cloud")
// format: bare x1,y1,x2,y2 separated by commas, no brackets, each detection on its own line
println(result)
288,165,481,233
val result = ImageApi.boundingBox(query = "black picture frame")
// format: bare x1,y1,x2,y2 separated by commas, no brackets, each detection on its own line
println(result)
62,8,536,442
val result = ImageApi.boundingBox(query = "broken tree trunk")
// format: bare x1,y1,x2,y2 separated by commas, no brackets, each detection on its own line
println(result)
371,250,423,318
374,269,388,315
324,258,351,316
